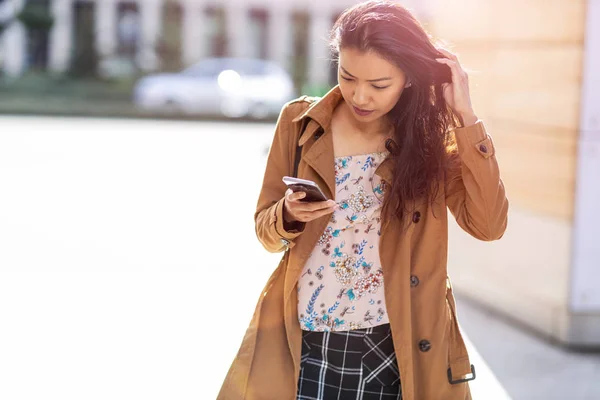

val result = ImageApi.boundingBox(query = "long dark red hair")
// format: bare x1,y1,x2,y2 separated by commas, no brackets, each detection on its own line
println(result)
330,0,460,227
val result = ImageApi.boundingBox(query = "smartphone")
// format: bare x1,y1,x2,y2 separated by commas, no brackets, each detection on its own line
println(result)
282,176,329,202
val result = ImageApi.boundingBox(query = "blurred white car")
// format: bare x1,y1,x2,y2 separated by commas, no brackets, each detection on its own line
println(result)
133,57,296,119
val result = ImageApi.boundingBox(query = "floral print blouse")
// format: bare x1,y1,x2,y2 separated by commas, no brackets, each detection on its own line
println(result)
297,150,391,332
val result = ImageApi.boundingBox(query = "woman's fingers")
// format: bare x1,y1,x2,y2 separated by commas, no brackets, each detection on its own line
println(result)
286,190,335,211
435,48,468,82
303,199,336,212
435,58,464,85
285,189,337,222
313,206,337,219
436,48,465,76
296,201,337,220
285,188,306,201
437,48,459,63
296,205,336,222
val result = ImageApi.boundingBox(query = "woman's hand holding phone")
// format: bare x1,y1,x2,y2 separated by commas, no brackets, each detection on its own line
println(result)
283,188,338,224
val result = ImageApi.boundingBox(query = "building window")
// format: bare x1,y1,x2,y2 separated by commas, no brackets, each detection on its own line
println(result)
205,6,226,57
117,2,139,58
248,8,267,59
158,0,182,71
291,11,309,91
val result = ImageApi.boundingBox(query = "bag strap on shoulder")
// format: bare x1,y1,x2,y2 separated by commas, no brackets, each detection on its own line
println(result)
291,96,320,178
293,117,311,178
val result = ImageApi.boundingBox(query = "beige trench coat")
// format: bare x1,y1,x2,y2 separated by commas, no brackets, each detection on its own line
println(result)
217,86,508,400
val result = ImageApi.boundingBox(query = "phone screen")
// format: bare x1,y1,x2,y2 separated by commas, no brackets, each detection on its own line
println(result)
282,176,329,202
287,183,328,202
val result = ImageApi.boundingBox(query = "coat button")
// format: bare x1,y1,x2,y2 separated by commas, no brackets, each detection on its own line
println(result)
418,339,431,352
479,144,488,153
412,211,421,223
410,275,420,287
314,130,323,139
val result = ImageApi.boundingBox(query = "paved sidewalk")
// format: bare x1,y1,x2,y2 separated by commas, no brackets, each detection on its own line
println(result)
1,117,597,400
461,319,512,399
455,293,600,400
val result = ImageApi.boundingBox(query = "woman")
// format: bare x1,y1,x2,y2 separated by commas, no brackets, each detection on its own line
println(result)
218,1,508,399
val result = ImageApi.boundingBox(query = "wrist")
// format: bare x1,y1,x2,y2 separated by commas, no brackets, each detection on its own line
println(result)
282,200,295,223
282,212,303,233
458,111,478,127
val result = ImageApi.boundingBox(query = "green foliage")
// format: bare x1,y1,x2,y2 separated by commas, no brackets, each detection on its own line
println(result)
17,3,54,31
0,72,136,100
301,84,333,98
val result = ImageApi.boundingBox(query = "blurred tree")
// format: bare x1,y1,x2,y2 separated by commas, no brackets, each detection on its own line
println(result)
17,1,53,31
17,0,54,71
70,1,98,77
158,0,182,72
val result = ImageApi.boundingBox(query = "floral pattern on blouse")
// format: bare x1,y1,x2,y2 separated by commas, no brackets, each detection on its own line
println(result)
297,151,390,332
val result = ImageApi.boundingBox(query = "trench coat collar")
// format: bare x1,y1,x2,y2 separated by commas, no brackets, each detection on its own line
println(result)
291,85,394,185
292,85,342,145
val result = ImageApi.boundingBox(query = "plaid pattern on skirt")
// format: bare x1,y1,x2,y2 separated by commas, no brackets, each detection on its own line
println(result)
296,323,402,400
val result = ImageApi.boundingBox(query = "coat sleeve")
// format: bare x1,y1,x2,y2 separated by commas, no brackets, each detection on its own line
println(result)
445,120,509,241
254,101,308,253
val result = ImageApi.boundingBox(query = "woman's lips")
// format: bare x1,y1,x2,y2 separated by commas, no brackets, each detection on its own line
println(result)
352,105,374,117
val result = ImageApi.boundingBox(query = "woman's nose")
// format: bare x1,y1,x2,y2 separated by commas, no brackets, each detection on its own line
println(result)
353,87,369,106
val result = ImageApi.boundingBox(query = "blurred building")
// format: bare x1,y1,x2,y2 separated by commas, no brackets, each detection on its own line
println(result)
0,0,426,85
431,0,600,349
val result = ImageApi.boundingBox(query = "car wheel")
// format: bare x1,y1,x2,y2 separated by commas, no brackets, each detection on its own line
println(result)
162,99,182,115
220,98,249,119
248,102,271,120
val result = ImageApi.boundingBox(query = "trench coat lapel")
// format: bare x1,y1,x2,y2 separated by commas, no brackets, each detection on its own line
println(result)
298,119,336,201
293,85,395,204
294,87,339,201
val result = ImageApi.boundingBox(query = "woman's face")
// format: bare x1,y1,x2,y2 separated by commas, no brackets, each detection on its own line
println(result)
337,47,409,124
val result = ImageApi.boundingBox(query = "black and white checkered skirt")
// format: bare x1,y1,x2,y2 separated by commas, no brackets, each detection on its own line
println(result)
296,323,402,400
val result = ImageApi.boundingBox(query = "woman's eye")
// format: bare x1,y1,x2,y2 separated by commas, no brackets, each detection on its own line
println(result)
341,75,388,89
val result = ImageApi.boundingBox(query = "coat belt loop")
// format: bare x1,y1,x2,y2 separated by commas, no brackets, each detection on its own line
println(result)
446,279,476,384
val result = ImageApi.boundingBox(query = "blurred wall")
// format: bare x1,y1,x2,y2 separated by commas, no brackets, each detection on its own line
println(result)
431,0,600,348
